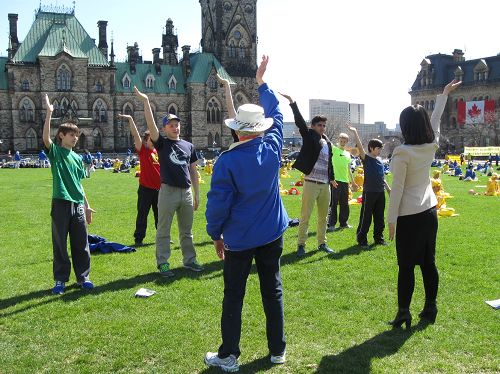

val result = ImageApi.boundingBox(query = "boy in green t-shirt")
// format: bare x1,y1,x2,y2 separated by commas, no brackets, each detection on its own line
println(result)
42,95,96,295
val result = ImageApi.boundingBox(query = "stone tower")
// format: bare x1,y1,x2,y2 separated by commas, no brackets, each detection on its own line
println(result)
200,0,257,78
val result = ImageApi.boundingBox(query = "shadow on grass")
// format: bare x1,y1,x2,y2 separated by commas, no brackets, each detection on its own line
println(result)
0,259,225,317
315,321,432,373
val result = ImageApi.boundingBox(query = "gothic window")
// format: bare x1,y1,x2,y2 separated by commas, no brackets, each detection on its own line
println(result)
215,132,220,146
430,100,435,110
206,97,221,124
122,74,131,88
238,40,246,58
92,128,102,148
60,97,69,117
168,103,178,115
56,64,71,91
235,91,249,105
20,98,35,122
93,99,108,122
229,41,237,58
26,128,37,150
208,76,218,91
22,80,30,91
146,74,155,89
78,133,86,150
208,132,214,147
124,103,134,117
53,100,60,117
168,75,177,90
95,80,103,92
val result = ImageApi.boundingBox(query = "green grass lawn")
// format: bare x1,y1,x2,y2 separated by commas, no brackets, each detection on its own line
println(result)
0,167,498,373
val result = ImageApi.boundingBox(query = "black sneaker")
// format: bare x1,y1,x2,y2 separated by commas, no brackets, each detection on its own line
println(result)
297,245,306,257
358,242,370,249
134,240,143,247
318,243,334,254
375,240,389,246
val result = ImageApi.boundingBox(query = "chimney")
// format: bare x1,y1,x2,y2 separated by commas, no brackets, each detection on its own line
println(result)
97,20,108,59
452,49,464,62
127,45,136,73
8,14,19,57
153,48,161,74
182,45,191,77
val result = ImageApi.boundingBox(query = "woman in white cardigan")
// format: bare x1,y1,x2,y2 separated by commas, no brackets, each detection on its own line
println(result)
387,79,461,328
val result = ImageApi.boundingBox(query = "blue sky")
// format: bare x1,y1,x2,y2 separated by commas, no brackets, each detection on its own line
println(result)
2,0,500,127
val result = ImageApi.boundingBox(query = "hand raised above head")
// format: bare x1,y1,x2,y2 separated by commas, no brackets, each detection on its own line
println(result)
45,94,53,112
134,86,148,100
278,92,293,103
256,55,269,84
345,122,357,133
216,73,231,86
117,113,133,121
443,79,462,95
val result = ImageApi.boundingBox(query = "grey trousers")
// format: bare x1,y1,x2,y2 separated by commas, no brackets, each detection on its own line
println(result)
51,199,91,283
156,184,197,266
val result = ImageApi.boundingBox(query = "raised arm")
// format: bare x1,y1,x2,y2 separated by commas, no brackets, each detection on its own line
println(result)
43,94,54,149
431,79,462,143
216,74,236,119
134,87,159,142
118,114,142,152
346,123,365,160
279,92,308,136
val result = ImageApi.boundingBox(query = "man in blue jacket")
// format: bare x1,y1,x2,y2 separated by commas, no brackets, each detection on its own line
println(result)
204,56,289,372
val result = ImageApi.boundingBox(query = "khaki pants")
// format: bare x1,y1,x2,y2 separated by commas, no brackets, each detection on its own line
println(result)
156,184,197,266
297,180,331,247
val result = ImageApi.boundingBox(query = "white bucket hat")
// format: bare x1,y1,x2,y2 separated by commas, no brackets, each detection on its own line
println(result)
224,104,274,132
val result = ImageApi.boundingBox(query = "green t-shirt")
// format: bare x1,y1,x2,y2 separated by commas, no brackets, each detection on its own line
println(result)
331,146,351,183
47,143,86,203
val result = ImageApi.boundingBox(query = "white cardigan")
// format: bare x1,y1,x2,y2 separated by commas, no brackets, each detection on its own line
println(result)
387,94,447,224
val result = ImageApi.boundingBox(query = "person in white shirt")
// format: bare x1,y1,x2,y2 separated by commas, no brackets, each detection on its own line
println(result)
387,79,461,328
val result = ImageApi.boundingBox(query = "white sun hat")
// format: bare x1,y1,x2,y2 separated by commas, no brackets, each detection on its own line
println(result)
224,103,274,132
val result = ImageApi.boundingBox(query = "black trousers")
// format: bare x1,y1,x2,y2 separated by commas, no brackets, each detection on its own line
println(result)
134,185,159,242
51,199,91,282
395,208,439,309
218,236,286,359
356,191,385,244
328,181,349,227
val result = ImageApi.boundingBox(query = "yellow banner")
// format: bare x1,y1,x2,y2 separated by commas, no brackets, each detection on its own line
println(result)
463,146,500,156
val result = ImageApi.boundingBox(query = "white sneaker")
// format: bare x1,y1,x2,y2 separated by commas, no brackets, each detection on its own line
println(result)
270,351,286,364
204,352,239,372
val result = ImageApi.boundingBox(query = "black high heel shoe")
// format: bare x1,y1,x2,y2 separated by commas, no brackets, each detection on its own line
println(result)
419,302,438,323
389,308,412,329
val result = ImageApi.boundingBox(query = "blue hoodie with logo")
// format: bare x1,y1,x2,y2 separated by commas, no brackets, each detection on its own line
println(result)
205,83,289,251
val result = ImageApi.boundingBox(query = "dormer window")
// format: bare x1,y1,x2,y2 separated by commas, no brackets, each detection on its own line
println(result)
208,76,217,91
473,59,489,82
122,73,131,88
146,74,155,89
168,75,177,90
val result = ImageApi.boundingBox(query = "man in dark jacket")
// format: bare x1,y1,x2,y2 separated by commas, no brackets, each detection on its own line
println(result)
281,93,337,256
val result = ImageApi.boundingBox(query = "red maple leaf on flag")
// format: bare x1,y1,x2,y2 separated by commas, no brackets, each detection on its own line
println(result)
468,104,482,118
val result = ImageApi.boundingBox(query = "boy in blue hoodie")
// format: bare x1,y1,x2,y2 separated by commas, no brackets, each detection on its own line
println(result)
204,56,288,372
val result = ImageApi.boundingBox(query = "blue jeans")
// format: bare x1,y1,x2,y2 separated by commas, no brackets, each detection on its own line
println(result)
218,236,286,358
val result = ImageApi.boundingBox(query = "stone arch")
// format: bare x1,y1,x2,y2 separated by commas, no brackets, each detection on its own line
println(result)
25,128,37,150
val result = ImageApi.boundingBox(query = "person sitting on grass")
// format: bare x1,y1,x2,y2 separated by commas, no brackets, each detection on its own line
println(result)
347,125,391,249
463,165,477,181
42,94,96,295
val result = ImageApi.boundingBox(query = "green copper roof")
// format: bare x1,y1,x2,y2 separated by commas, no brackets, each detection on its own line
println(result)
13,11,108,66
187,53,234,84
115,63,186,94
0,57,8,89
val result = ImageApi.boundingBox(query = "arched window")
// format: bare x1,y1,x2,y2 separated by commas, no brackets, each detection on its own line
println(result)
56,64,71,91
146,74,155,89
206,97,221,124
92,128,102,149
229,41,237,58
22,80,30,91
168,103,178,115
215,132,220,146
26,128,37,150
122,74,131,88
208,76,218,91
78,133,86,150
235,91,249,105
95,80,103,92
53,100,60,117
124,103,134,117
208,132,214,147
238,40,246,58
430,100,435,110
168,75,177,90
93,99,107,122
20,98,35,122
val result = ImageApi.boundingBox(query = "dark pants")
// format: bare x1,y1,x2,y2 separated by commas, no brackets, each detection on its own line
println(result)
395,208,439,309
328,181,349,227
51,199,91,282
218,236,286,359
356,191,385,244
134,185,159,242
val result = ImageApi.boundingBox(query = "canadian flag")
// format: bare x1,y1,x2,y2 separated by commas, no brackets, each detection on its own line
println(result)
457,100,495,124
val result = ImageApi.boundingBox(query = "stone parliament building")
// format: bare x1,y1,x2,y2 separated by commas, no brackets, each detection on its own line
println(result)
410,49,500,154
0,0,259,153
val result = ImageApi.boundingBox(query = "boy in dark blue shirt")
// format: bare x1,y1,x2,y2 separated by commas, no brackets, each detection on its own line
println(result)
347,125,391,248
